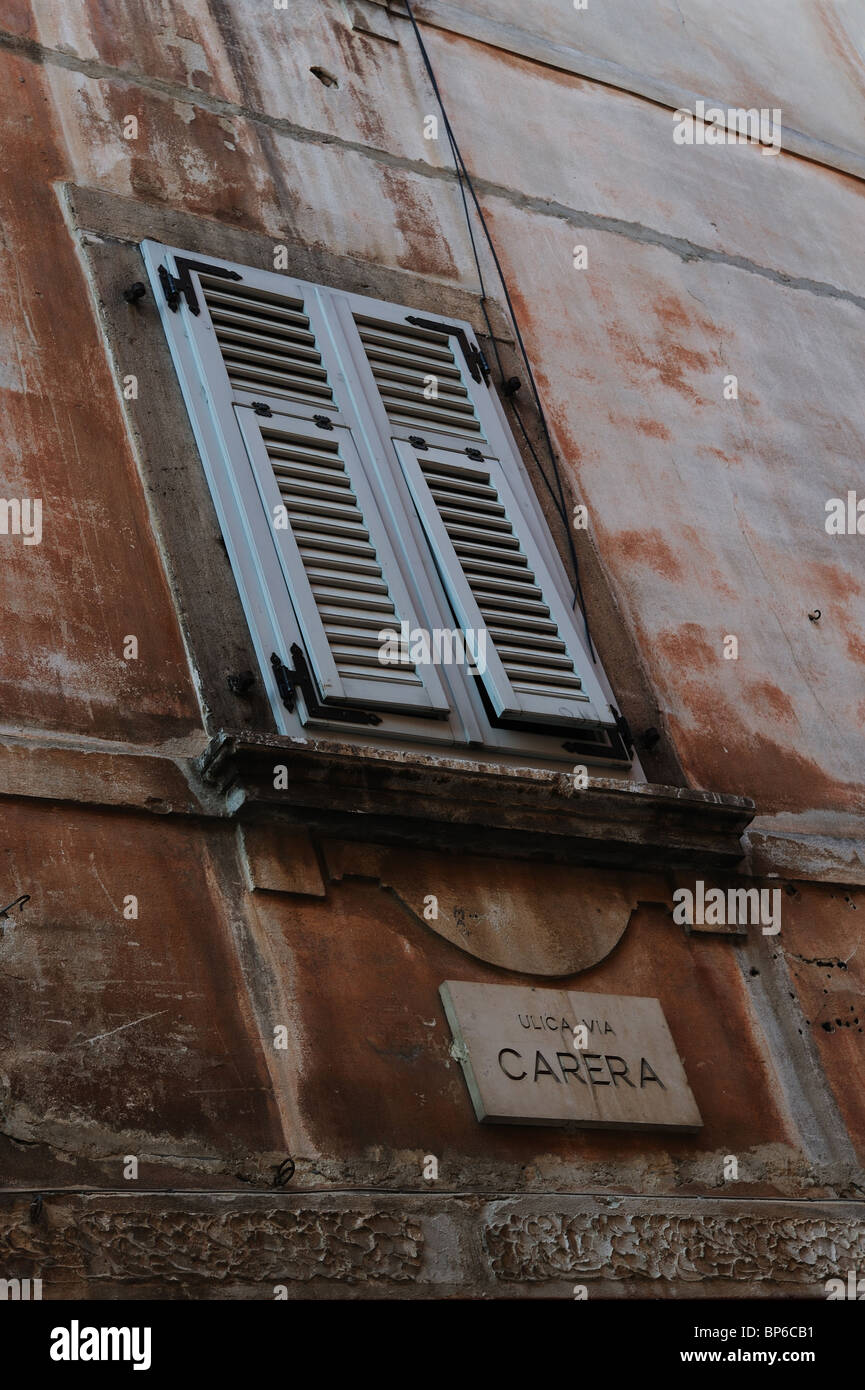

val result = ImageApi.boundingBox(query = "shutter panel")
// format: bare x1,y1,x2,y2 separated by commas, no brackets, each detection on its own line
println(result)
237,409,450,716
140,242,454,728
394,440,616,730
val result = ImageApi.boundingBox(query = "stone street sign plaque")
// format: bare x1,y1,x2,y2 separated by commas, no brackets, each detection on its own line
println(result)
440,981,702,1131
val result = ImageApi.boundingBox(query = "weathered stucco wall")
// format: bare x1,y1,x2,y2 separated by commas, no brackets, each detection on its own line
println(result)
1,0,863,1298
1,0,862,816
416,0,865,169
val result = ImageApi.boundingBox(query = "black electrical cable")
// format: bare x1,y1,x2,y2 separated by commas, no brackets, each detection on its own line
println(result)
403,0,597,660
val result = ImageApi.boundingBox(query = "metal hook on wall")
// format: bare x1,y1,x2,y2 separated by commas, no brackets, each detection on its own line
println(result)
0,893,30,919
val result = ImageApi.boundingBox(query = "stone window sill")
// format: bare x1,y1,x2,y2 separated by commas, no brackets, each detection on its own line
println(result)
197,732,754,869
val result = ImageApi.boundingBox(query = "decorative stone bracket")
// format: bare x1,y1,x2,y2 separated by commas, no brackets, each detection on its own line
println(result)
236,823,749,975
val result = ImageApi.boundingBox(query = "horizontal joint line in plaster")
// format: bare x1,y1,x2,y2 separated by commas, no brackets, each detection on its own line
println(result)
0,1186,863,1206
467,179,865,313
7,30,865,313
4,10,860,191
0,28,453,172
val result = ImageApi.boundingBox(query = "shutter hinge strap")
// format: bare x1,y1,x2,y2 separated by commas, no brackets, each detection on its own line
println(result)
561,709,634,764
271,648,383,726
405,314,490,385
611,707,634,755
562,710,633,761
159,258,242,315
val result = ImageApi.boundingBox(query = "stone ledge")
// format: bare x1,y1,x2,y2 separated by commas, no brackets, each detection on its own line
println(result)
197,732,754,869
483,1199,865,1286
1,1193,862,1298
0,735,215,816
745,826,865,887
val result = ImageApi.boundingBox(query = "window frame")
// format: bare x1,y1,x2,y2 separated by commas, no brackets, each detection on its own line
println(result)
140,238,633,768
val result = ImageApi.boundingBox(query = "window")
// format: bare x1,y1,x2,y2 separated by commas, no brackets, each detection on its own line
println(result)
141,242,631,766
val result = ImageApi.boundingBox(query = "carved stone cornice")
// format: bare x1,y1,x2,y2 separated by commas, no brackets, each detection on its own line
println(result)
3,1194,860,1296
484,1208,865,1284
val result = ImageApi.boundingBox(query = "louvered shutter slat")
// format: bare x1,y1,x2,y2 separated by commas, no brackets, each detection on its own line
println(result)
202,283,312,324
198,273,337,410
355,314,486,439
394,440,615,729
310,577,389,600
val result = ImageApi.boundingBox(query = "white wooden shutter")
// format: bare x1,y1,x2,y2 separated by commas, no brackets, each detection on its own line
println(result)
236,409,448,714
141,242,626,754
339,292,618,738
140,242,452,728
394,440,616,730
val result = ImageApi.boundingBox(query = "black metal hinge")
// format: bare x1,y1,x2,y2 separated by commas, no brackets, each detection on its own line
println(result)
271,648,382,726
558,710,633,764
610,707,634,756
159,258,242,316
405,314,490,385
